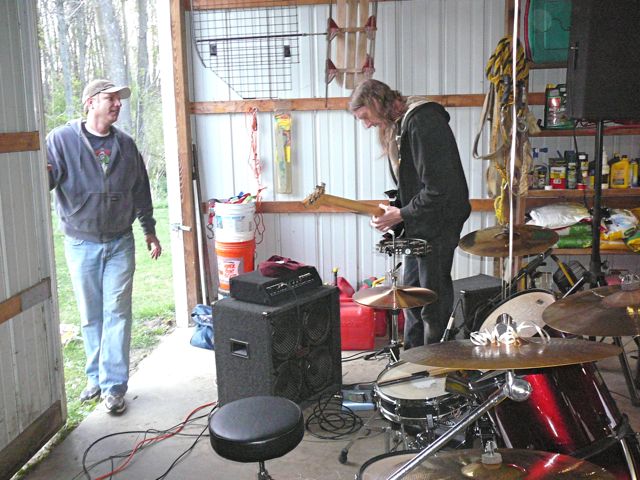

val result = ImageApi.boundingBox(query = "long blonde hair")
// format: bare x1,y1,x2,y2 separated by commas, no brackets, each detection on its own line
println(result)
349,79,406,155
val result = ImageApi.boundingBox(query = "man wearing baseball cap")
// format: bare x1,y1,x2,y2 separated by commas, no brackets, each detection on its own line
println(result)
47,79,161,415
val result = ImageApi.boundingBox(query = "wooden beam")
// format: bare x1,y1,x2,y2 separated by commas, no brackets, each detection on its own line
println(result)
0,131,40,154
191,94,491,114
504,0,515,37
0,279,51,326
0,401,64,480
202,198,495,214
187,0,390,10
171,0,203,309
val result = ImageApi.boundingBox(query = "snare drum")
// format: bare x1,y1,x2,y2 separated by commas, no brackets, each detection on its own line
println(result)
374,361,466,427
477,289,556,335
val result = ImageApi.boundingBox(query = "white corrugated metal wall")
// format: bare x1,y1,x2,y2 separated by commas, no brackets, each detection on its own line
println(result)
189,0,640,290
0,0,65,474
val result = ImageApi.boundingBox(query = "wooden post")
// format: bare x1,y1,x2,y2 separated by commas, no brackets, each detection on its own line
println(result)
169,0,202,320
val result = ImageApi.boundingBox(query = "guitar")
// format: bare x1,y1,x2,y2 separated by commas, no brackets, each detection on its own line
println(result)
302,183,405,237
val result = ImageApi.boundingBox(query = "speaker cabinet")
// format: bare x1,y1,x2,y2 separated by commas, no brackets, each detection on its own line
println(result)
452,274,504,336
213,286,342,405
566,1,640,121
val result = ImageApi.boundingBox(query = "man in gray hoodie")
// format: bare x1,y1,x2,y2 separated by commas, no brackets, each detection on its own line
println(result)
349,79,470,349
47,79,162,414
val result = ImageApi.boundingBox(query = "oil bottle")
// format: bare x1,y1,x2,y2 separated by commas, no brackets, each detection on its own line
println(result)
610,154,630,188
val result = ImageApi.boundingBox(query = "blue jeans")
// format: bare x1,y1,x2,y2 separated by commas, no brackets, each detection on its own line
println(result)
64,232,135,396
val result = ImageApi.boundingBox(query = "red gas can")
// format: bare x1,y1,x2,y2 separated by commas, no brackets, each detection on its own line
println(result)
340,301,375,350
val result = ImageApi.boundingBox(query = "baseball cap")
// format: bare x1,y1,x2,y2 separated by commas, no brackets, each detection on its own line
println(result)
81,79,131,104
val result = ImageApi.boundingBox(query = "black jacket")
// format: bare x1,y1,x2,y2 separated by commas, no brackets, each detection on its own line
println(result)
396,102,471,241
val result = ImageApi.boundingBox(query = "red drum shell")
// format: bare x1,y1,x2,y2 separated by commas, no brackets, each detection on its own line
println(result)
488,363,640,479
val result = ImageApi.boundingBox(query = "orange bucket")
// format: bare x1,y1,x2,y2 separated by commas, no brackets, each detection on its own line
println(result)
215,239,255,295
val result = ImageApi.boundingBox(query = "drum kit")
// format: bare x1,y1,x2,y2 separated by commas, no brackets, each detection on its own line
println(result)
349,226,640,479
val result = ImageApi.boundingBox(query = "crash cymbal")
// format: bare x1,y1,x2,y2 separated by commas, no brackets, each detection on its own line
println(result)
543,285,640,337
459,225,559,257
360,449,615,479
352,285,438,309
401,338,621,370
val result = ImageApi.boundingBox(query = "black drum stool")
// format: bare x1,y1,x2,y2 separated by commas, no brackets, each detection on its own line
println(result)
209,396,304,479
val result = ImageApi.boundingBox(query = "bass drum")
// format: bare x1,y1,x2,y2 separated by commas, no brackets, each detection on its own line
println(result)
485,363,640,479
476,289,556,335
356,449,618,479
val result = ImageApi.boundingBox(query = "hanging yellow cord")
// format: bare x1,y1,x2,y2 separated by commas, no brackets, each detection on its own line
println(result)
484,36,530,225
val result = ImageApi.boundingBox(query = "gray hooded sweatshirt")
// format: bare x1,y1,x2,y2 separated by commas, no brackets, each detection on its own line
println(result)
47,119,156,243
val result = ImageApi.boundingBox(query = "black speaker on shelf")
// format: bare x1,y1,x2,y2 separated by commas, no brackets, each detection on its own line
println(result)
213,286,342,406
566,0,640,121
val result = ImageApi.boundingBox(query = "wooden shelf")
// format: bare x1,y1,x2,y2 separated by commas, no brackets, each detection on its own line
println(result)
532,126,640,137
525,187,640,210
551,248,633,256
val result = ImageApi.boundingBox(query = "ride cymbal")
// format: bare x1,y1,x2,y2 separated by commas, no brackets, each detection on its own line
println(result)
543,285,640,337
459,225,559,257
352,285,437,310
401,338,621,370
360,449,615,479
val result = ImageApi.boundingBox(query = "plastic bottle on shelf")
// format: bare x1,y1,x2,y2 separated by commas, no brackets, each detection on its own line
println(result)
630,158,638,187
565,150,578,189
610,154,630,188
601,150,610,189
578,152,589,188
530,147,548,189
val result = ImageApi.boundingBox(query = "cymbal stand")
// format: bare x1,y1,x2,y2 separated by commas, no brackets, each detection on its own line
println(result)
364,261,403,364
387,371,532,480
560,272,640,406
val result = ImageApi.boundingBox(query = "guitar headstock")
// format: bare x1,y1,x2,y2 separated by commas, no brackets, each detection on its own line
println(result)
302,183,326,209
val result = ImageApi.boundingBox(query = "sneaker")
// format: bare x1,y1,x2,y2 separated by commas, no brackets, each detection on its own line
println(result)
79,384,101,403
103,393,126,414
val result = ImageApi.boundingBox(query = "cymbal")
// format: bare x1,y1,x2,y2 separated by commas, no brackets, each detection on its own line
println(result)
352,285,438,309
459,225,559,257
360,449,615,479
401,338,621,370
543,285,640,337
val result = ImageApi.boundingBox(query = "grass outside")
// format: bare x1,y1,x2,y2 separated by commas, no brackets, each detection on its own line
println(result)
54,201,175,427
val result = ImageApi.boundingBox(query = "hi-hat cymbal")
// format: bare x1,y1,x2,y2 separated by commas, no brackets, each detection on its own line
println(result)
352,285,438,310
543,285,640,337
401,338,621,370
360,449,615,479
459,225,559,257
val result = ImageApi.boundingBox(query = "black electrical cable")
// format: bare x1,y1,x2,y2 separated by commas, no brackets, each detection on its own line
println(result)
79,407,216,479
305,393,363,440
154,424,210,480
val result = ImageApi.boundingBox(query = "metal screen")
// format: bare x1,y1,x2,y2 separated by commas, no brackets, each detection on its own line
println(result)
192,2,300,98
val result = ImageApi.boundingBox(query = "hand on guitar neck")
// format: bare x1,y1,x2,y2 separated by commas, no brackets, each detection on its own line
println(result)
370,203,403,234
302,183,405,237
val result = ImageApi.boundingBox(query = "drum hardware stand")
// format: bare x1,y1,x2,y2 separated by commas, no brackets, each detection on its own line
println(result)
559,270,640,406
387,371,532,480
441,298,462,342
338,410,393,464
587,122,640,405
364,261,404,365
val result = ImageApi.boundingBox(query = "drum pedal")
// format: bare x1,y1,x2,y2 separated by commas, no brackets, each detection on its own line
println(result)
341,384,375,411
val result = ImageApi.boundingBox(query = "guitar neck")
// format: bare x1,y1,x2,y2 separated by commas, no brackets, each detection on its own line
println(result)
321,194,385,217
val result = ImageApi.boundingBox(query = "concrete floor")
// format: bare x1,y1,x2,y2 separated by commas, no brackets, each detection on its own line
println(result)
19,328,640,480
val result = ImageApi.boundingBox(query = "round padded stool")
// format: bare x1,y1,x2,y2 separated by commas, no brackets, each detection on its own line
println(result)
209,396,304,479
